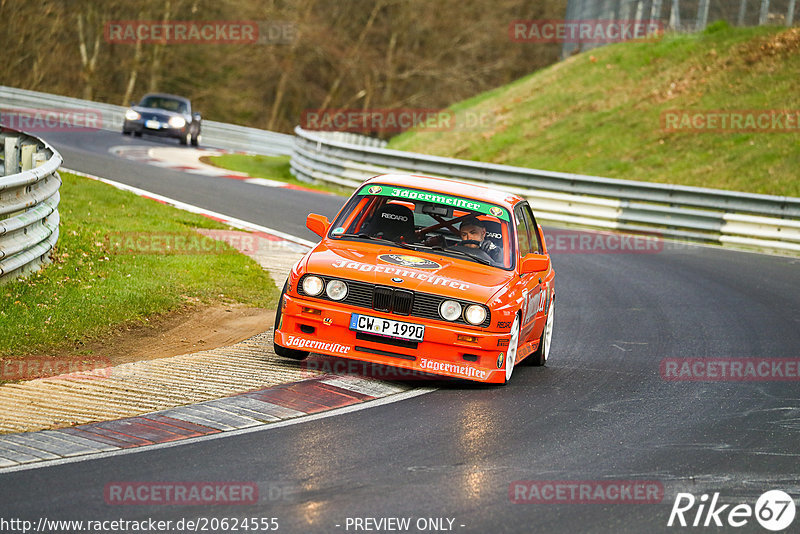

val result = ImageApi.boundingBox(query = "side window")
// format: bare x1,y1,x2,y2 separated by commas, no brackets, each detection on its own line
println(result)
514,205,532,257
521,204,541,253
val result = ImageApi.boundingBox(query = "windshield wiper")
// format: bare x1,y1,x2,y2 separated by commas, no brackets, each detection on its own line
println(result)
443,247,494,266
337,233,416,250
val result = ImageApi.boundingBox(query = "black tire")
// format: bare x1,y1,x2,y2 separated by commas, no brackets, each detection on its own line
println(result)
190,132,201,147
527,299,554,367
273,282,309,360
122,130,131,136
133,131,142,137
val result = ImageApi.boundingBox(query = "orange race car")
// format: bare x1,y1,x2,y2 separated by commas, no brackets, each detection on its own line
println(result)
273,174,555,384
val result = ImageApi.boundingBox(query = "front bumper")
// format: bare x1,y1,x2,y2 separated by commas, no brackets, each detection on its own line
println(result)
275,294,511,384
123,119,188,139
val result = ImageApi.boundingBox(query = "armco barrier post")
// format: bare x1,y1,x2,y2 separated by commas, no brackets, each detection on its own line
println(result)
3,136,19,176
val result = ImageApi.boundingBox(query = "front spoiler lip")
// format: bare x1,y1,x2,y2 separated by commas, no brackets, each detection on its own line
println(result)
123,120,189,138
276,294,508,384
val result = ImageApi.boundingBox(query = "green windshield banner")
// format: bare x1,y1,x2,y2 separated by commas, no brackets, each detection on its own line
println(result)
358,184,510,222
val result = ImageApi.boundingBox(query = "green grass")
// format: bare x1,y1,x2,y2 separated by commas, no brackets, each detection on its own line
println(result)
0,172,279,359
388,25,800,197
202,154,351,196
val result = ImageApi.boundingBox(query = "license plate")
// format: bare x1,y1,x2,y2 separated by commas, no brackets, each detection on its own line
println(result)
145,120,161,129
350,313,425,342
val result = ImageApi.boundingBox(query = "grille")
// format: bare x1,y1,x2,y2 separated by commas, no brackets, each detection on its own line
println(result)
371,286,413,315
297,274,490,327
373,286,393,312
393,290,414,315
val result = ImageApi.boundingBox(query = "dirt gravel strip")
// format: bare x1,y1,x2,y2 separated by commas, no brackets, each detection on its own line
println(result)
0,331,312,433
0,372,414,470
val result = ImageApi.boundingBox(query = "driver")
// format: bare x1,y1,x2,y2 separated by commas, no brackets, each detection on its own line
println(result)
459,217,501,263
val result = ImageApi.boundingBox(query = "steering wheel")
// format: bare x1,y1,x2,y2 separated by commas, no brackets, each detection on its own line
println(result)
449,241,493,262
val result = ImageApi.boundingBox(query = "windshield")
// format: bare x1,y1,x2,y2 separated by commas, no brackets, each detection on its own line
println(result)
329,183,514,269
139,96,188,114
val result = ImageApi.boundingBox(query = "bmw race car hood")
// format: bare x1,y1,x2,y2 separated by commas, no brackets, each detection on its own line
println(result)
302,242,514,303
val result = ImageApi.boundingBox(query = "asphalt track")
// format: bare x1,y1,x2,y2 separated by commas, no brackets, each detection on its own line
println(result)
1,130,799,533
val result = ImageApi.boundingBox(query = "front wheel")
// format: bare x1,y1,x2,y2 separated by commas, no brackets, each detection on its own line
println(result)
528,300,554,367
273,282,309,361
191,132,201,147
502,314,520,384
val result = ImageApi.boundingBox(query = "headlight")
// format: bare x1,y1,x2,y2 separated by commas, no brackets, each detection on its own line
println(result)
326,280,348,301
302,276,324,296
168,116,186,128
439,300,462,321
125,109,140,121
465,304,487,325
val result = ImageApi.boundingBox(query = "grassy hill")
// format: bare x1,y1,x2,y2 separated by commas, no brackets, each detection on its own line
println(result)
388,23,800,197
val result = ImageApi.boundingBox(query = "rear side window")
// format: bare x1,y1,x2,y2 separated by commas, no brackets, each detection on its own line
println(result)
520,203,541,253
514,205,532,257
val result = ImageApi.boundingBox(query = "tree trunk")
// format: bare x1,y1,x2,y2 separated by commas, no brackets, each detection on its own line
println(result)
319,0,385,111
148,0,172,93
268,0,316,131
77,10,102,101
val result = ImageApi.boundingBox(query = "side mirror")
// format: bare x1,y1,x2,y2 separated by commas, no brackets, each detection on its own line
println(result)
306,213,330,237
520,253,550,274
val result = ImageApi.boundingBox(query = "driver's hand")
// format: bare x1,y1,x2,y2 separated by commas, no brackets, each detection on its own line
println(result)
424,235,445,247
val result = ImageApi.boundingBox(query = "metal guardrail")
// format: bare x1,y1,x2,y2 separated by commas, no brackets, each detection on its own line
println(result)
291,127,800,253
0,86,295,156
2,87,797,255
0,127,62,283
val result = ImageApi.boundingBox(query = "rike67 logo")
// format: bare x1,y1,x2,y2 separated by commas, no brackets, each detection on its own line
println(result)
668,490,795,531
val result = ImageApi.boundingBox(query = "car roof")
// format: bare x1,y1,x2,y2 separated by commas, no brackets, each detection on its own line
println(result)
140,93,190,104
363,174,525,209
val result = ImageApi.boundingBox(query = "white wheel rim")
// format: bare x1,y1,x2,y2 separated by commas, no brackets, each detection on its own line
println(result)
506,315,520,381
542,303,555,363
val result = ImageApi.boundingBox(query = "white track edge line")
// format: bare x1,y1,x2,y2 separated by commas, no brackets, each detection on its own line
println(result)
61,167,316,249
0,388,435,474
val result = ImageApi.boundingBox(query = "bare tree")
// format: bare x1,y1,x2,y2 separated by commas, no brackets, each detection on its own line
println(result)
148,0,172,93
77,5,103,100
